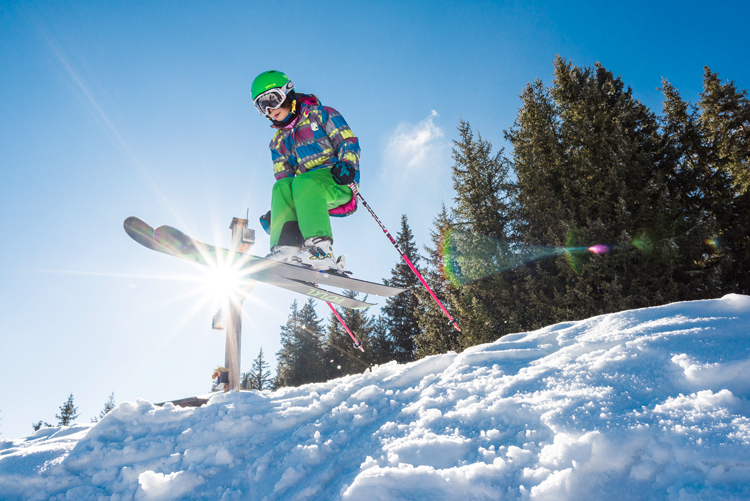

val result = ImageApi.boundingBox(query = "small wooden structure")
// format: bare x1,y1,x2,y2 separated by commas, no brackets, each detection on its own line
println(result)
211,217,255,393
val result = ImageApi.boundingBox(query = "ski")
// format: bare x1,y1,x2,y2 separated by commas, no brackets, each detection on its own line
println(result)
124,217,399,307
254,276,374,310
148,222,405,298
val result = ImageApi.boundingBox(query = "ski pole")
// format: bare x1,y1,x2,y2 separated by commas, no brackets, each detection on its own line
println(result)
327,301,364,352
349,184,461,332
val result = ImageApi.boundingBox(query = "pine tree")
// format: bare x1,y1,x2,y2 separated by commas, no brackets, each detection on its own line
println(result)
91,393,116,423
55,394,80,427
414,205,462,357
325,291,373,378
369,316,394,365
274,299,326,388
697,67,750,293
452,119,516,239
101,393,116,417
699,67,750,192
445,120,522,346
659,78,727,298
243,348,273,390
380,215,422,364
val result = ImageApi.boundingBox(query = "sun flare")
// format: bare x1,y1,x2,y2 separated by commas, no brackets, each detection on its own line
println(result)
203,262,245,303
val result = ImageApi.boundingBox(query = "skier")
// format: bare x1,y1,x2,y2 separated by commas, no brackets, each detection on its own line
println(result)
251,70,360,272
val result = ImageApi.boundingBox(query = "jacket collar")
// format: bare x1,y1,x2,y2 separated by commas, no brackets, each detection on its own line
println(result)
270,94,320,131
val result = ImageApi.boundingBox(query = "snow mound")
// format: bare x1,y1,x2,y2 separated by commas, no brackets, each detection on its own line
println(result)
2,295,749,500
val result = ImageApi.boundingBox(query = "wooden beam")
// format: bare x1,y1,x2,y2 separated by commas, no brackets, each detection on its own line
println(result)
224,217,255,392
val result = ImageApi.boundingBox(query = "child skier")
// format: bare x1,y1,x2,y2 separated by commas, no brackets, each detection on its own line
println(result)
252,70,360,272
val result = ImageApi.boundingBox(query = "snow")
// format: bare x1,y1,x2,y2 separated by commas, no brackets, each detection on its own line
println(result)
2,294,750,500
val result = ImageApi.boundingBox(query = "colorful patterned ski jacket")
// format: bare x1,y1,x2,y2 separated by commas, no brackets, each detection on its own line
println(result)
269,94,360,217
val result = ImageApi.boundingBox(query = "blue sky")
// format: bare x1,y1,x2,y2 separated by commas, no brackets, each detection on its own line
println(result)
1,0,748,439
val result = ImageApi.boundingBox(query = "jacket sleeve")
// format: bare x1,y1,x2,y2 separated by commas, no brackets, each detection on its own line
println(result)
317,106,360,178
270,132,297,180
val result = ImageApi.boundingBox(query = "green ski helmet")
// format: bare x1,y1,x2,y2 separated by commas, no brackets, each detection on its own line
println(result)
251,70,295,115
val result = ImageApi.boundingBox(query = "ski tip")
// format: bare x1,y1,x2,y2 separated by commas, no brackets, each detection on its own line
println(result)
123,216,154,238
124,215,149,228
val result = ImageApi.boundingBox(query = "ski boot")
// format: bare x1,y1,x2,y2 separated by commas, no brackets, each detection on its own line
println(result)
264,245,299,264
289,237,346,272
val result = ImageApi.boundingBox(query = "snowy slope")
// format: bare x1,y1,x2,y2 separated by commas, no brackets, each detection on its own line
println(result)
2,295,750,500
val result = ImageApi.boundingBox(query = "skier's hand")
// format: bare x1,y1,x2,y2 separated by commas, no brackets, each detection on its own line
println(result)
331,162,356,185
259,210,271,235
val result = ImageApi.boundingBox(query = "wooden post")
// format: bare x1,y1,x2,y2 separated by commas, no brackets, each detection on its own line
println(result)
223,217,255,392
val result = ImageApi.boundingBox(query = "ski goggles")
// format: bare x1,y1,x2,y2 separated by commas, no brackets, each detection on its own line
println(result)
253,80,294,115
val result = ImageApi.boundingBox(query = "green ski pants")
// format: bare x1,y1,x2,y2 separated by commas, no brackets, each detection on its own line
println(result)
270,168,352,248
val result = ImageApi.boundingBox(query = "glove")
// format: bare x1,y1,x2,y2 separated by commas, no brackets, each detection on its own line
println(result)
330,162,356,185
259,210,271,235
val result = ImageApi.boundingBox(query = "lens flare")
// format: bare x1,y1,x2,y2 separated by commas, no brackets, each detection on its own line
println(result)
631,234,653,253
440,230,613,286
705,238,720,250
190,244,263,321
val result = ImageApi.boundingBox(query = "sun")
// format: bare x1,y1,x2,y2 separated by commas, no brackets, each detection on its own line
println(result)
193,249,257,315
203,262,244,303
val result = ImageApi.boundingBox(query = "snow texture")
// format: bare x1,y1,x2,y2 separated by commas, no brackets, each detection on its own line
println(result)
2,295,750,500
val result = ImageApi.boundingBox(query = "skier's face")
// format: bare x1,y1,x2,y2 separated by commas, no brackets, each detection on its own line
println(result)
268,106,290,122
